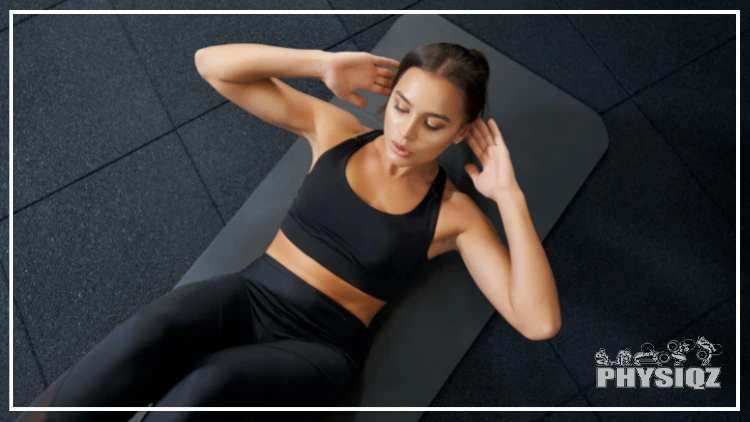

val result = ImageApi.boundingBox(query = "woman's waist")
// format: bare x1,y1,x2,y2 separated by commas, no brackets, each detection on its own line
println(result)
239,247,372,370
263,230,386,328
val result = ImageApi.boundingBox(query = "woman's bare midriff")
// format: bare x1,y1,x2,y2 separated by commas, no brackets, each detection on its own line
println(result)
264,230,386,327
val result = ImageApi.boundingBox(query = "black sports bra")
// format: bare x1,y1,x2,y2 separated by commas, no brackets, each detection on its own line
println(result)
279,129,446,302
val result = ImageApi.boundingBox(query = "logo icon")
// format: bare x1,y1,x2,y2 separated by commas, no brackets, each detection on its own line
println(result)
595,336,722,389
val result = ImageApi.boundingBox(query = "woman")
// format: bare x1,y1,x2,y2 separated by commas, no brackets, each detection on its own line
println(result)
16,42,560,421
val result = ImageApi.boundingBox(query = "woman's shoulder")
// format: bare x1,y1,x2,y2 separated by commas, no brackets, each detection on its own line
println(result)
309,111,373,157
439,177,488,232
440,178,468,212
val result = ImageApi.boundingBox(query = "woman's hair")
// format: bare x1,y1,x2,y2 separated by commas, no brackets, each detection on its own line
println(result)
376,42,490,127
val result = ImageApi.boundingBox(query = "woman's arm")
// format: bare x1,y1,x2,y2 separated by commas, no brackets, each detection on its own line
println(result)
455,188,560,341
193,44,363,144
455,117,561,340
493,188,560,338
194,43,330,84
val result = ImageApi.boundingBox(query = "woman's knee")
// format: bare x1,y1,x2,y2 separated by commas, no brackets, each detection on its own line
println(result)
118,306,172,345
116,282,216,347
98,298,189,369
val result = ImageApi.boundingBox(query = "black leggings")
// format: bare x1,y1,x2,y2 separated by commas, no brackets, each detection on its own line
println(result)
15,253,371,422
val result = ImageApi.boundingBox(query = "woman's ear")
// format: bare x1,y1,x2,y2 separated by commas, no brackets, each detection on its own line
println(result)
454,123,471,144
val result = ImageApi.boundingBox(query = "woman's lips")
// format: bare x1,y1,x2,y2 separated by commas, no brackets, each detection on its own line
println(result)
390,140,412,157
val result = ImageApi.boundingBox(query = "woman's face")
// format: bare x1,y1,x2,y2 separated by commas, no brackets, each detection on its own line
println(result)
382,67,470,165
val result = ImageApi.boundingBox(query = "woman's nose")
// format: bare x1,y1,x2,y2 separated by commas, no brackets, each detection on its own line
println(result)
398,120,417,141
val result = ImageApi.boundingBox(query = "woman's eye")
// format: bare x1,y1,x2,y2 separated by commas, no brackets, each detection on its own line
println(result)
393,104,440,131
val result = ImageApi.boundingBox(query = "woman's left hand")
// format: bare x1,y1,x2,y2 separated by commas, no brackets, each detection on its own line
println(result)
323,51,400,109
464,117,520,200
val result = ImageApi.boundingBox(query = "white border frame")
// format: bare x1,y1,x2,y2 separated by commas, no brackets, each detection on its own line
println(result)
7,9,741,414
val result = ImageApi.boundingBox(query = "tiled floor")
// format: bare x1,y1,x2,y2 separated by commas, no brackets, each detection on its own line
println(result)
2,1,743,421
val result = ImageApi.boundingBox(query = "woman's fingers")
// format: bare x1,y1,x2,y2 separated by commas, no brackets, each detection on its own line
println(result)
370,84,390,96
470,120,490,151
466,129,487,166
469,118,508,164
373,60,398,96
375,55,400,69
374,75,392,88
369,56,398,96
486,119,508,152
376,65,398,80
474,118,495,146
371,73,398,96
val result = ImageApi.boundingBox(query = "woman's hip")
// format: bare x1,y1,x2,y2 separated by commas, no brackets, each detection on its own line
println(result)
239,253,371,371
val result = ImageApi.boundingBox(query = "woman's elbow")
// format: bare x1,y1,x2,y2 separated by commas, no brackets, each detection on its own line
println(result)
523,318,561,341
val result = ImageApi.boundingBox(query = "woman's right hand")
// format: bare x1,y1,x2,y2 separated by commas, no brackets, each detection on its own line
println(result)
322,51,400,109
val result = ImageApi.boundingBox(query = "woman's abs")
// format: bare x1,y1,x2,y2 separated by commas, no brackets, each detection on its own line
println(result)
264,229,386,327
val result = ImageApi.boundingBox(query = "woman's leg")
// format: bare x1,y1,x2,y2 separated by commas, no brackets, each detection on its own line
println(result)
14,273,256,422
140,338,355,422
